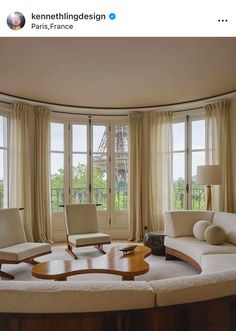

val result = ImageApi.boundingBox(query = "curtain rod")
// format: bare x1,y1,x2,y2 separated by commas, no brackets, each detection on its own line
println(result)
0,100,204,115
0,90,235,111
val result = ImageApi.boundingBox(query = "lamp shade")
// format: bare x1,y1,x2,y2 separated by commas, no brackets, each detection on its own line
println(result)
196,165,222,185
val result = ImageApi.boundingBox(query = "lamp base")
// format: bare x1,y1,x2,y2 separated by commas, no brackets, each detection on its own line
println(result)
206,185,212,211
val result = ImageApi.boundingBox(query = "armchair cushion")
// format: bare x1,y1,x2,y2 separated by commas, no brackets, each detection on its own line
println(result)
0,208,26,248
68,233,111,246
0,242,51,262
65,204,99,235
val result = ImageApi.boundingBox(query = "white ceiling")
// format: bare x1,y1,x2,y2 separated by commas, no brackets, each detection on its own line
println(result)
0,38,236,112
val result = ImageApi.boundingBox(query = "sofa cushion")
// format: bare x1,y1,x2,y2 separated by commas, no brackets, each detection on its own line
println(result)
0,281,155,313
0,208,26,248
165,236,236,264
165,211,214,237
213,212,236,245
0,242,51,261
201,254,236,274
69,233,111,246
150,269,236,307
193,220,211,241
204,225,225,245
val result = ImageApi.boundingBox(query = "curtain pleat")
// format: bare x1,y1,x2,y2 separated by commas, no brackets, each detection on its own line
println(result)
9,103,34,241
205,100,233,211
128,111,172,241
34,107,52,243
9,103,52,243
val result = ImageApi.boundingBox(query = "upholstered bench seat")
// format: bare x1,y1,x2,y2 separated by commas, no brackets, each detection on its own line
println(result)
150,269,236,307
201,254,236,274
165,236,236,264
0,242,51,262
68,233,111,246
0,281,155,313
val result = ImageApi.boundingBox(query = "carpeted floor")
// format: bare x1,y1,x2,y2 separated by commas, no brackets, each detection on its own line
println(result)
1,243,199,281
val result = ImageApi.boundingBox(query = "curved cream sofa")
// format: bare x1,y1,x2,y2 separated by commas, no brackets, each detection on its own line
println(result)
1,211,236,331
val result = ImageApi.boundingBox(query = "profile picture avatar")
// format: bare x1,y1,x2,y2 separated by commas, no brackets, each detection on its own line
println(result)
7,12,25,30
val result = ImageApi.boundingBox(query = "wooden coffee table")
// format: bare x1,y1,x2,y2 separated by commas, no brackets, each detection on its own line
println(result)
32,245,151,281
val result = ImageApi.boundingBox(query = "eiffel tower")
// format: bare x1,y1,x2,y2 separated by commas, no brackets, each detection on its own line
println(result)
94,125,128,183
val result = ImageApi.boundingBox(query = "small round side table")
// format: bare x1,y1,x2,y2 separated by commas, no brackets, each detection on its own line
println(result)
143,232,165,256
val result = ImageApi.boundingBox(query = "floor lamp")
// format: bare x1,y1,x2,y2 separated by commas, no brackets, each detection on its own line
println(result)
196,165,222,211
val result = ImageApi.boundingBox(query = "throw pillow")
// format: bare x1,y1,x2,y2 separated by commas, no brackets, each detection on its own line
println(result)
193,220,212,241
204,225,226,245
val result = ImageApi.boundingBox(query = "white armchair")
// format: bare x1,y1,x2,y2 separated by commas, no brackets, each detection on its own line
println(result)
0,208,51,279
65,204,111,259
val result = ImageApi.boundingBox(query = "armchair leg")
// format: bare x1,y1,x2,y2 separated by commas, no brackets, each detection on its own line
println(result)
95,244,106,254
65,245,78,259
25,259,39,265
0,264,15,280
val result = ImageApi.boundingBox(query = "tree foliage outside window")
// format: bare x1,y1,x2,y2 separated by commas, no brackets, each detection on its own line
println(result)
173,176,205,210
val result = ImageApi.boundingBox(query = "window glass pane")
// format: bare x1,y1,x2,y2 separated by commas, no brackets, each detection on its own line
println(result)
72,125,87,152
173,152,185,210
173,122,185,151
51,152,64,212
115,125,128,153
72,154,88,203
51,123,64,151
0,116,7,148
192,120,205,150
93,153,107,210
192,151,205,210
0,150,8,208
93,126,107,153
115,153,128,211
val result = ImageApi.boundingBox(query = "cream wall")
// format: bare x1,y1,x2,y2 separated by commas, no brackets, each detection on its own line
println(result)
230,97,236,212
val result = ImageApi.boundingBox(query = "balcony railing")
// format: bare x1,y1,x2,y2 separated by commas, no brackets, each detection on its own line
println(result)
51,187,128,212
173,187,205,210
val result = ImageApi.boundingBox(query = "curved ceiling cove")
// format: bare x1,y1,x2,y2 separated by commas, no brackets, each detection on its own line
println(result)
0,38,236,111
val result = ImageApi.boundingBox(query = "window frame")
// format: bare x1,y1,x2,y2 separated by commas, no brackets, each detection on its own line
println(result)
172,109,206,210
50,112,128,217
0,109,10,208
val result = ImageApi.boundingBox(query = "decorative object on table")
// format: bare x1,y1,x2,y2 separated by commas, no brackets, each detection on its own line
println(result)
118,245,138,255
196,165,222,211
144,232,165,256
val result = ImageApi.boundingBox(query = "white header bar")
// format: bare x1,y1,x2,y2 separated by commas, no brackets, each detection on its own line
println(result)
0,0,236,37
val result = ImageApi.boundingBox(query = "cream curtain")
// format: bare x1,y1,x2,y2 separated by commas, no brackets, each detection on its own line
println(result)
205,101,233,211
9,103,52,242
148,111,173,232
34,107,52,243
9,103,34,241
129,111,172,241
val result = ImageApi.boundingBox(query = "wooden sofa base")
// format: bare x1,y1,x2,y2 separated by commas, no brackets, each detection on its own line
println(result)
165,246,202,272
1,295,236,331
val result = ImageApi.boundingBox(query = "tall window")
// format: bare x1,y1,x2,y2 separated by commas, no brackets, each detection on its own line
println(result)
172,114,205,210
0,115,8,208
50,118,128,222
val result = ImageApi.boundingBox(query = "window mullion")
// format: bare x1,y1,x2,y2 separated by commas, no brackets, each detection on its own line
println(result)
186,115,191,210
